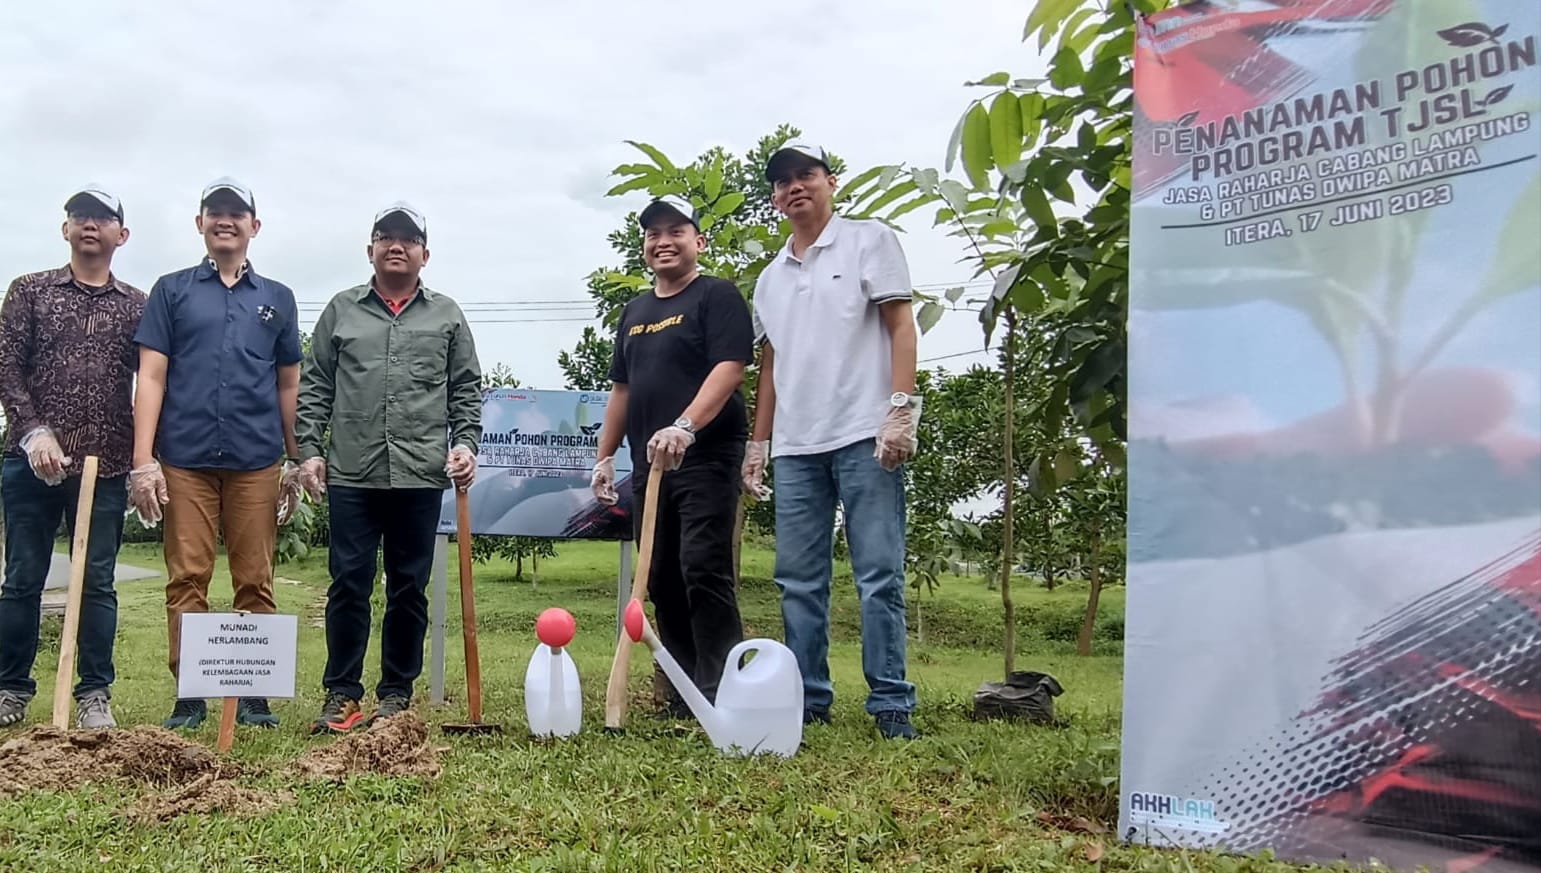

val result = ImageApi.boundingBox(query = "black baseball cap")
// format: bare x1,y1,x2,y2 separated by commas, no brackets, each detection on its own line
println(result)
64,185,124,222
638,195,699,230
765,142,831,182
201,177,256,214
372,201,428,243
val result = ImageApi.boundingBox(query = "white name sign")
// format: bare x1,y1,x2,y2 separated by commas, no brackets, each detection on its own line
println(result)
176,613,298,699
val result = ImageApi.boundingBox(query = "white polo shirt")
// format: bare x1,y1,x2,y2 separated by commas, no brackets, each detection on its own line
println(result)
752,215,913,458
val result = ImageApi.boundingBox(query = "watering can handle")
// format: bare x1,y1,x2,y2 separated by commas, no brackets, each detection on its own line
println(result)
725,639,767,673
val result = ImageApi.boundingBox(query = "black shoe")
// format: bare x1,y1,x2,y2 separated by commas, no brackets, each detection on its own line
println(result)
875,710,917,740
368,694,412,724
163,698,207,730
237,697,280,728
803,707,832,726
311,691,363,735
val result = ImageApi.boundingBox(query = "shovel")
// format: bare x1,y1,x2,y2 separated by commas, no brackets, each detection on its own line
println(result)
603,462,665,733
443,487,501,736
53,456,99,729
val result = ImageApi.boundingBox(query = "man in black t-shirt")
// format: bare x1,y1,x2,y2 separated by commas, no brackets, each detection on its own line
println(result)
591,195,754,711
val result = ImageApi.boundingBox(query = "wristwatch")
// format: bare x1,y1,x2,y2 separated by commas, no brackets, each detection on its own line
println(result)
673,415,695,433
889,392,917,409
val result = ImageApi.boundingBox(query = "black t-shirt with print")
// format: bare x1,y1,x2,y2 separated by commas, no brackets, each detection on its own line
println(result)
608,275,754,470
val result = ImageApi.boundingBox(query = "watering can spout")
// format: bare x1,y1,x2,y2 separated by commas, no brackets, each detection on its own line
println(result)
623,600,730,743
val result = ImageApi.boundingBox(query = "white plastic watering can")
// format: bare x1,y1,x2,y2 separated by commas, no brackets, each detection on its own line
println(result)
625,599,803,757
525,608,581,738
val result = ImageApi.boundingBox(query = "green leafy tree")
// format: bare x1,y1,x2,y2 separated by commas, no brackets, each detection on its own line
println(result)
841,0,1164,678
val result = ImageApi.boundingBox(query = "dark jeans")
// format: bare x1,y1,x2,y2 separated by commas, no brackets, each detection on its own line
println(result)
322,485,442,701
635,448,745,702
0,455,128,698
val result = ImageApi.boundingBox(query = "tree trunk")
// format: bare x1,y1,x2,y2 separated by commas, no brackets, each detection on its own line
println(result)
1042,509,1056,591
514,553,524,581
1000,307,1017,680
1077,527,1104,657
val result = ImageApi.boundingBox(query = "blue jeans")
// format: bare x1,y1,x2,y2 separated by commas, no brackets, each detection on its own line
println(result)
0,455,128,698
773,437,915,715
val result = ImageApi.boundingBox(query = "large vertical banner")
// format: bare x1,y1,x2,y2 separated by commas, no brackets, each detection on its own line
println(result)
437,389,634,539
1124,2,1540,871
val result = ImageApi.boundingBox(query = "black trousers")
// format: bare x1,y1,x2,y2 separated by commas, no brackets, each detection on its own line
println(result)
635,447,745,702
322,485,442,701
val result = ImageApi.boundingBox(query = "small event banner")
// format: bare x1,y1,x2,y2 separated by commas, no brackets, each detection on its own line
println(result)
1124,2,1539,872
437,389,634,540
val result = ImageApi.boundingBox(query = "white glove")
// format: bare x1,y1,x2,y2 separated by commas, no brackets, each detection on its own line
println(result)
742,440,772,500
591,456,618,505
300,456,327,502
445,445,477,491
277,462,304,525
21,427,70,487
646,426,695,471
875,403,921,472
128,461,170,526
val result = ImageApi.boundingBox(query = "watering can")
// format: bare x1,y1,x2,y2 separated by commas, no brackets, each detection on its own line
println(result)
525,608,582,738
624,599,803,757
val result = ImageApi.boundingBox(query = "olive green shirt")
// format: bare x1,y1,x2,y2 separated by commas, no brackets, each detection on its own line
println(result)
297,281,482,490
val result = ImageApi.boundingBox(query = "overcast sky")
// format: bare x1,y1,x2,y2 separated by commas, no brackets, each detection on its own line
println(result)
1,1,1042,388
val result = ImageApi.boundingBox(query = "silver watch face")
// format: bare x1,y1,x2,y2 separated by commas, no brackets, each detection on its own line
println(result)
890,392,909,407
674,416,693,431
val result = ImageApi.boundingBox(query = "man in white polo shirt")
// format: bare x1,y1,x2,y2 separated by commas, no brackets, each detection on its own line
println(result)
744,143,921,740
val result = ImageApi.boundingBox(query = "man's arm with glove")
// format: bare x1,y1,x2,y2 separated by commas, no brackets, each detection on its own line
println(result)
591,384,629,505
875,299,920,471
646,360,744,471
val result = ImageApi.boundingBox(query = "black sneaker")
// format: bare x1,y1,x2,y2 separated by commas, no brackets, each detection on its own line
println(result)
237,697,280,728
163,698,207,730
311,691,364,735
0,690,32,728
803,707,833,726
875,710,917,740
368,694,412,724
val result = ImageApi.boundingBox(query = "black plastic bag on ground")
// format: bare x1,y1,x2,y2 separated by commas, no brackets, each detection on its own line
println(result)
972,671,1065,724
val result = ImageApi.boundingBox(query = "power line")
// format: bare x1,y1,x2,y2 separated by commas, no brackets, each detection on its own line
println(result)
919,347,1000,364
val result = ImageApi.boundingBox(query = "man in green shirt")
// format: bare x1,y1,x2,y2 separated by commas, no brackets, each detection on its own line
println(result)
296,202,482,733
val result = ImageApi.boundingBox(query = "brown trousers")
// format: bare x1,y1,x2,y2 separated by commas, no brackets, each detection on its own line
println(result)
162,462,280,678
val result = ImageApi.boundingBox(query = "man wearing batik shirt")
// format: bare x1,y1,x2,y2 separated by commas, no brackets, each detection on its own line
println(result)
0,186,146,730
129,177,305,732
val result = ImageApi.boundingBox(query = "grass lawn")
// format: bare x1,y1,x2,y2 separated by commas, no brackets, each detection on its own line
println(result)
0,539,1352,871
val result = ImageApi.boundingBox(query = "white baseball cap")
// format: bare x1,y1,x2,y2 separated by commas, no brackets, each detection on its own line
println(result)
372,201,428,241
200,176,256,213
64,184,124,221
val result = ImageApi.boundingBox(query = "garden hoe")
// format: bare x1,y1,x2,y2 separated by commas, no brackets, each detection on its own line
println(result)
603,462,665,733
443,487,501,736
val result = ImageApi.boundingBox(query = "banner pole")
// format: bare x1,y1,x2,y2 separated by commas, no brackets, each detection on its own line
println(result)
429,533,448,706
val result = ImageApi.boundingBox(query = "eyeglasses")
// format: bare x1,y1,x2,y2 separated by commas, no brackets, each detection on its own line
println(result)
372,232,425,246
67,212,120,225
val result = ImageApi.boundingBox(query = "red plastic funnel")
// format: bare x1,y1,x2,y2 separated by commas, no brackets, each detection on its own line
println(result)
624,599,645,642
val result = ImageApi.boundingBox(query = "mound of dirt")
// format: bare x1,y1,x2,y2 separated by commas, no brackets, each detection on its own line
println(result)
0,724,275,822
0,725,228,797
294,712,442,781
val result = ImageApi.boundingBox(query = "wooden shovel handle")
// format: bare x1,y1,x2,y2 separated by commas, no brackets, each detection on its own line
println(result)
603,463,665,729
455,488,482,723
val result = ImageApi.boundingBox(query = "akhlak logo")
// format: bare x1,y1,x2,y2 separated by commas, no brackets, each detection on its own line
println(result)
1127,791,1228,834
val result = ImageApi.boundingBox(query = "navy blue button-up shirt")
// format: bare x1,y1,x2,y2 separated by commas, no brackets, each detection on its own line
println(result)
134,259,302,471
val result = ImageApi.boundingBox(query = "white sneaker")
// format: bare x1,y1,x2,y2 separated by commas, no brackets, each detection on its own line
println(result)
75,690,116,730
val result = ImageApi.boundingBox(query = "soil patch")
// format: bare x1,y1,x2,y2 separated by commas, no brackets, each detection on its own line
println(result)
0,725,275,822
0,725,226,797
126,772,289,823
294,712,442,781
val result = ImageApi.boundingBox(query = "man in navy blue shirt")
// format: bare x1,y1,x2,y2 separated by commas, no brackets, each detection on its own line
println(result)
129,178,304,731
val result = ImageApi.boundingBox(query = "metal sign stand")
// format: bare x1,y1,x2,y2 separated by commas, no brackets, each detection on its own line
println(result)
427,534,632,708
